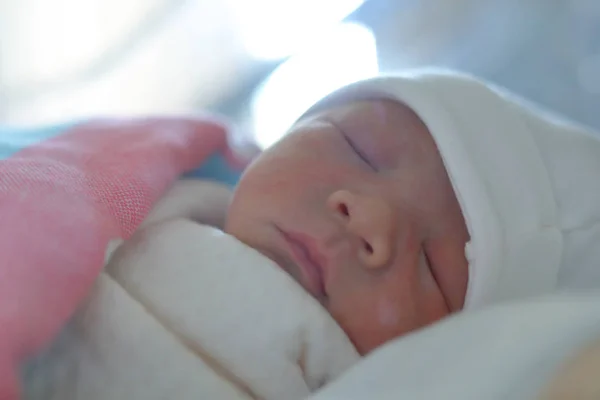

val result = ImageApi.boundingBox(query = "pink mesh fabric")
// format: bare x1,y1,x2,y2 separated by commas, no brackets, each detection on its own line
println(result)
0,117,229,399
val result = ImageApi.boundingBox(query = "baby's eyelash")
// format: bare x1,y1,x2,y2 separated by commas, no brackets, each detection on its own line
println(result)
324,118,376,171
342,133,375,170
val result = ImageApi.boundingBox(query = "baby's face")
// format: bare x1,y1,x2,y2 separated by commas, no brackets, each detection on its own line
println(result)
226,99,469,354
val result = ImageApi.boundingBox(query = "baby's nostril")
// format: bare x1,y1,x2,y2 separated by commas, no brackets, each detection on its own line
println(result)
338,203,349,217
363,240,373,254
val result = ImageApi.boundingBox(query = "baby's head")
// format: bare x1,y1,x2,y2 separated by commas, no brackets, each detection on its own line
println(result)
226,97,469,354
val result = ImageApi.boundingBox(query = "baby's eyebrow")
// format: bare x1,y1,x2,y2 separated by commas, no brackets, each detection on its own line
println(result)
312,115,353,141
298,100,361,125
288,113,324,131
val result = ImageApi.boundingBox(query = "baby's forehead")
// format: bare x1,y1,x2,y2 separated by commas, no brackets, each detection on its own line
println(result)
291,98,427,141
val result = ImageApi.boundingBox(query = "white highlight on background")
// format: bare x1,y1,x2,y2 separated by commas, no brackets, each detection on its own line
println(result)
225,0,365,60
251,22,378,149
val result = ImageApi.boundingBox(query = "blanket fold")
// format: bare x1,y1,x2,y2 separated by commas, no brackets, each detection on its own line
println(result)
23,220,359,400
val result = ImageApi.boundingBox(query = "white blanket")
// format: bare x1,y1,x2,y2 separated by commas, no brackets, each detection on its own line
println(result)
307,292,600,400
23,220,360,400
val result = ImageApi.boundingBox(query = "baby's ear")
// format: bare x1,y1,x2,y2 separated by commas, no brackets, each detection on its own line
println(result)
104,238,124,265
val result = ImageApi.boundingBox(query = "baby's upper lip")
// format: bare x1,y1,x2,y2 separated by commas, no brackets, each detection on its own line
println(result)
279,229,329,299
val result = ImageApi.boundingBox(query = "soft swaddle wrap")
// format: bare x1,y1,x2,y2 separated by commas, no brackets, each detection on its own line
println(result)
302,70,600,309
24,221,359,400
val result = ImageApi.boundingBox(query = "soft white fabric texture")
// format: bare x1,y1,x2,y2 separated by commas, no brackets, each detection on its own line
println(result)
24,220,359,400
306,292,600,400
302,70,600,309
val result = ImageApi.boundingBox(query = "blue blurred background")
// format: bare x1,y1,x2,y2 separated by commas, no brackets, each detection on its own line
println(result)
1,0,599,150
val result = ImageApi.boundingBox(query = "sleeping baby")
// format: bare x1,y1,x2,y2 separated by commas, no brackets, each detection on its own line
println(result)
24,69,600,398
225,69,600,354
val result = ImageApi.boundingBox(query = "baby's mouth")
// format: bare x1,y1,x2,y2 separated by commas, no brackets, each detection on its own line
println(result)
277,229,327,300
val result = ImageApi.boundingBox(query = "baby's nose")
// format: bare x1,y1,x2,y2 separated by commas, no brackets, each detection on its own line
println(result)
327,189,395,269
